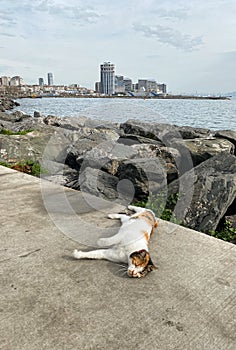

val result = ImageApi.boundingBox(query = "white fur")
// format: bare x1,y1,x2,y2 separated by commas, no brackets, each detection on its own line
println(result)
73,205,157,278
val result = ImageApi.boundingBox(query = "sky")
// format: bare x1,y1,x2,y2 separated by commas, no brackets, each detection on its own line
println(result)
0,0,236,94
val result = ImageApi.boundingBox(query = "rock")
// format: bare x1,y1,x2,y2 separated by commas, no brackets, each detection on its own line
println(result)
177,125,212,139
43,115,120,134
69,167,119,200
117,134,162,146
214,130,236,151
0,98,20,112
117,158,168,201
65,131,120,170
0,110,31,123
225,215,236,229
174,137,235,166
120,119,181,145
34,111,43,118
167,153,236,232
0,128,69,164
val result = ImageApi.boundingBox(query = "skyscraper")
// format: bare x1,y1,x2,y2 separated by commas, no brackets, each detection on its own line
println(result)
39,78,44,86
47,72,54,86
100,62,115,95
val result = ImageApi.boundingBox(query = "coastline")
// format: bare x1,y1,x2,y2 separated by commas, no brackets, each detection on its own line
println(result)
1,92,230,100
0,97,236,243
19,94,230,100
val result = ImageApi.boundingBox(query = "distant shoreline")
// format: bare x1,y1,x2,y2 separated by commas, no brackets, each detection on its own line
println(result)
14,94,230,101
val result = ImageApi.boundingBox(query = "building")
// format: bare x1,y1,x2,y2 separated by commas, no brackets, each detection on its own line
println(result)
0,76,10,86
100,62,115,95
114,75,125,93
39,78,44,86
47,72,54,86
123,78,133,92
95,82,100,93
10,76,25,86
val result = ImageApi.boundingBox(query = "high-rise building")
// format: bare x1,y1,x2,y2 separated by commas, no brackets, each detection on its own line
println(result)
123,78,133,92
39,78,44,86
47,72,54,86
0,76,10,86
100,62,115,95
10,76,25,86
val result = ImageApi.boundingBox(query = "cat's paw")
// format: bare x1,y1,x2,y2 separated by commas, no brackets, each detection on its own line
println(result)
73,249,83,259
107,213,118,219
128,205,136,211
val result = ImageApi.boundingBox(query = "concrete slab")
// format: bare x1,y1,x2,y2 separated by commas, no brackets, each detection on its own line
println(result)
0,165,235,350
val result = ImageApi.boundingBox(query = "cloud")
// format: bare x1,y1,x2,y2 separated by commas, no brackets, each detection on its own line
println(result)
0,32,16,37
154,7,189,20
35,1,100,24
133,23,203,51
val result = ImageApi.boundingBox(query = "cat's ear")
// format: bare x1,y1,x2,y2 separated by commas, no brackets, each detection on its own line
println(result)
154,220,158,228
147,257,157,272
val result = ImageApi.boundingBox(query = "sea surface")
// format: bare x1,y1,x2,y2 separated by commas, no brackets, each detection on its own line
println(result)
15,97,236,131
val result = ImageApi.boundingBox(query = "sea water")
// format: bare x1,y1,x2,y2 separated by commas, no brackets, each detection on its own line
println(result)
15,97,236,131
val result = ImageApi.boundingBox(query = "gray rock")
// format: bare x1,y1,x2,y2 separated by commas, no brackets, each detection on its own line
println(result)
121,119,181,145
0,98,19,112
117,134,162,146
225,214,236,229
71,167,119,200
177,125,211,139
117,157,168,200
214,130,236,150
168,153,236,232
34,111,43,118
174,137,235,166
43,115,120,134
0,110,31,123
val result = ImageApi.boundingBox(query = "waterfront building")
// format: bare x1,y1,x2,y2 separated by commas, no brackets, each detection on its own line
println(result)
47,72,54,86
123,78,133,92
95,81,100,93
0,76,10,86
100,62,115,95
157,83,167,94
114,75,125,93
10,76,25,86
39,78,44,86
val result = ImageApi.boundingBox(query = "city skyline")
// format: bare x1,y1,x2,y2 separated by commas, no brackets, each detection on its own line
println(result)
0,1,236,94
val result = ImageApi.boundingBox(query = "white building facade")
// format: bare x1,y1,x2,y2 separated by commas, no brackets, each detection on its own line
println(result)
100,62,115,95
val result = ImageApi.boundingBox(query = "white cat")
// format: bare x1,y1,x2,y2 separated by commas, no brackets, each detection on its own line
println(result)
73,205,158,278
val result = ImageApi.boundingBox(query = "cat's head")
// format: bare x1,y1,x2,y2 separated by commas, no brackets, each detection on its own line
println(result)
128,249,157,278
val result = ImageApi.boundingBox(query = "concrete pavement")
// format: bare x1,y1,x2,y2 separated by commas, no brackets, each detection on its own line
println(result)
0,165,235,350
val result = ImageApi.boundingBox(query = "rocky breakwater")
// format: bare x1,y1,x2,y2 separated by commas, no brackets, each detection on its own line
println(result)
1,106,236,241
0,97,20,112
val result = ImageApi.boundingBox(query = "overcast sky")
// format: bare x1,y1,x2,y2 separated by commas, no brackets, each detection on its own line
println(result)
0,0,236,94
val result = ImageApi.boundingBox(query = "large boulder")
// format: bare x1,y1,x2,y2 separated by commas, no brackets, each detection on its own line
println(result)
68,167,120,201
174,137,235,166
120,119,181,145
177,125,212,139
214,130,236,151
43,115,120,133
0,98,20,112
167,153,236,232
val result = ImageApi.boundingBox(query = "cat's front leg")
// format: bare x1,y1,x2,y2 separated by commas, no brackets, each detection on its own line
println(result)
108,213,130,223
73,249,123,263
73,249,111,260
128,205,145,213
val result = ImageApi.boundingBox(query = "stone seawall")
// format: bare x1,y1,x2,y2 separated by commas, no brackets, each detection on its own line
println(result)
1,100,236,240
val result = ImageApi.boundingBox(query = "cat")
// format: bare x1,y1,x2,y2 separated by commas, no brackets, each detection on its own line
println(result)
73,205,158,278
